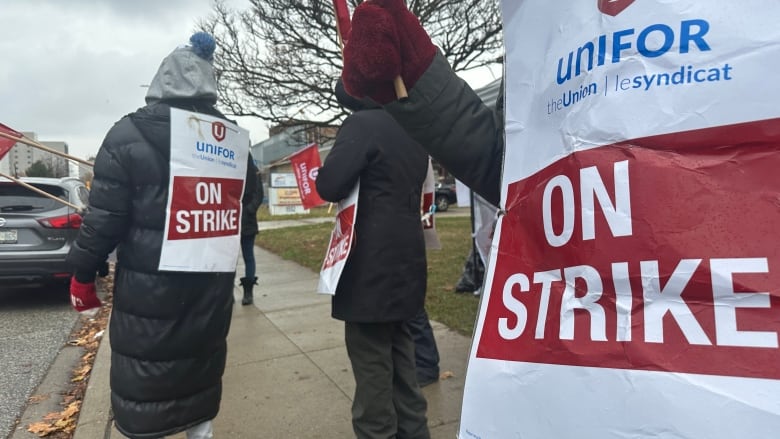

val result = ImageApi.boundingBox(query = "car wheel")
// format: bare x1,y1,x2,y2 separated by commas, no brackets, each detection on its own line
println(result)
435,195,449,212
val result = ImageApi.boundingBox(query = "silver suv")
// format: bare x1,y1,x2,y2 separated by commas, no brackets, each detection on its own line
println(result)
0,177,89,286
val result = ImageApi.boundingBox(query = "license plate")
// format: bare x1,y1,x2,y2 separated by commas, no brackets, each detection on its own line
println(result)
0,229,18,244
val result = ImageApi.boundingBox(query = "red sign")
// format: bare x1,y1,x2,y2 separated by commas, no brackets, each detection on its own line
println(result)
477,118,780,380
167,176,244,240
598,0,635,16
0,123,22,161
289,143,326,209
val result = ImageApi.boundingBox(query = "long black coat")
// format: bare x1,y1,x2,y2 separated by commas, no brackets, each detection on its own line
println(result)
241,170,263,236
66,100,256,438
316,108,428,323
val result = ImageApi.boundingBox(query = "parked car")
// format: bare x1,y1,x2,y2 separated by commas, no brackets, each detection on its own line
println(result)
0,177,89,286
434,181,457,212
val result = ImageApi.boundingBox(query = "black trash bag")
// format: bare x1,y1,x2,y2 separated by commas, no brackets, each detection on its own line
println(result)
454,247,484,293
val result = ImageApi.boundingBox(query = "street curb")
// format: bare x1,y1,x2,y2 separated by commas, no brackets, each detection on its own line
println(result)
9,343,83,439
72,324,112,439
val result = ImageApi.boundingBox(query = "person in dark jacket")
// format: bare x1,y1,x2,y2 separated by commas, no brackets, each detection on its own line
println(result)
66,33,257,439
239,168,263,305
408,308,440,387
315,80,431,439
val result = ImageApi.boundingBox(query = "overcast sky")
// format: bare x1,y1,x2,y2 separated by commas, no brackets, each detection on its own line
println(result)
1,0,499,161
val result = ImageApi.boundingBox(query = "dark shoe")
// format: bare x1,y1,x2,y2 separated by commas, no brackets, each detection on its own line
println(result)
240,277,257,305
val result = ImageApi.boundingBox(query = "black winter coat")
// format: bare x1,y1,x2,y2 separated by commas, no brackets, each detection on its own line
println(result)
66,100,256,438
385,51,503,206
241,170,263,236
316,109,428,322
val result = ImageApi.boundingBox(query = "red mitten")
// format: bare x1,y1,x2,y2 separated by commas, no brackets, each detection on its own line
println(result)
70,277,102,315
342,0,437,104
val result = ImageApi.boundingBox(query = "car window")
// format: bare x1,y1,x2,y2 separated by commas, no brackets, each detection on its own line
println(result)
0,183,67,212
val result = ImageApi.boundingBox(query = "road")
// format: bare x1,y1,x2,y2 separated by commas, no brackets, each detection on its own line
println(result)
0,284,79,439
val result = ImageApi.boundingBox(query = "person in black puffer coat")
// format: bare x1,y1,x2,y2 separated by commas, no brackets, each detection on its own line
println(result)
315,80,431,439
66,33,257,439
238,168,263,305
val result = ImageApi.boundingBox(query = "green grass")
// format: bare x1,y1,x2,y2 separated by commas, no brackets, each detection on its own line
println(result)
256,216,481,336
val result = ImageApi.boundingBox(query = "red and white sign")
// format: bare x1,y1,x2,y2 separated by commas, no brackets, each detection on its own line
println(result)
421,158,440,249
317,182,358,295
289,143,326,209
460,1,780,438
159,108,249,272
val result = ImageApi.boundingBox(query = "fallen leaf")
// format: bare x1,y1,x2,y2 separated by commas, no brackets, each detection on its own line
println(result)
60,401,80,418
439,371,456,380
27,421,56,436
42,412,60,422
27,394,49,404
71,364,93,382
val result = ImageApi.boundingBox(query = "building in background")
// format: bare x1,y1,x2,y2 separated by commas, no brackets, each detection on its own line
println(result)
0,131,36,176
250,121,337,216
251,121,337,171
0,132,71,177
39,141,70,177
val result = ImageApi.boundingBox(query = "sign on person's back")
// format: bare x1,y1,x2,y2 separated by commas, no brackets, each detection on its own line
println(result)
159,108,249,272
318,182,358,295
460,1,780,438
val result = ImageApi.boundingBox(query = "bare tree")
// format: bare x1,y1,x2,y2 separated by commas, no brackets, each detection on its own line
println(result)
200,0,502,129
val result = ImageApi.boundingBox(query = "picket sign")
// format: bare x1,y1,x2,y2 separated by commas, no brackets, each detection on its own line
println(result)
317,181,359,295
289,143,326,209
459,1,780,438
421,158,441,250
158,108,249,272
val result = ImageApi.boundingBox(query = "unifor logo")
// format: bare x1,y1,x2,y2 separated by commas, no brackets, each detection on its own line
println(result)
598,0,635,16
212,121,226,142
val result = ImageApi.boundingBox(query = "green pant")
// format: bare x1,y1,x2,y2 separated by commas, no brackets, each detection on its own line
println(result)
345,321,430,439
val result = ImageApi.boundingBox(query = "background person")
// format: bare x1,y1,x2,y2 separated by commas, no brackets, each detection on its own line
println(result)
66,33,258,439
408,308,440,387
315,80,431,439
239,168,263,305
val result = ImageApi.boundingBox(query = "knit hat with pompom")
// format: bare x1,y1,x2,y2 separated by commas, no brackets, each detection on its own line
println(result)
145,32,218,104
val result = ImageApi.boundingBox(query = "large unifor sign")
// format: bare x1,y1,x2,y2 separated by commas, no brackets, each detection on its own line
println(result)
459,1,780,438
159,108,249,272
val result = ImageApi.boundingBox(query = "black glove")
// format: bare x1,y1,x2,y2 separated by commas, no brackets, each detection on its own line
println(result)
97,260,110,277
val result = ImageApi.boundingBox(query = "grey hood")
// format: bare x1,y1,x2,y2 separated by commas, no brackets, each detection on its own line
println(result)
145,45,218,105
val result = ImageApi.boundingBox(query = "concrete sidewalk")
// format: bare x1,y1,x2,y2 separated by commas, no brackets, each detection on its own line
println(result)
73,245,472,438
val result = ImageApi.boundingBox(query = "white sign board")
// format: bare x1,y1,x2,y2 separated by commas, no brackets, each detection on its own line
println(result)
460,1,780,438
159,108,249,272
